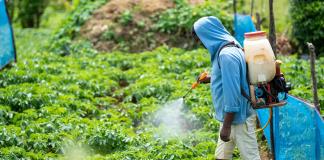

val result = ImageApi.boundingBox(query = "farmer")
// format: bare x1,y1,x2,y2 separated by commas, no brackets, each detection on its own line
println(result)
192,16,260,160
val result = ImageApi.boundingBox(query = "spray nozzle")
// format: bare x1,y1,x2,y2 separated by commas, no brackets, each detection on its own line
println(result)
183,71,209,98
197,71,208,82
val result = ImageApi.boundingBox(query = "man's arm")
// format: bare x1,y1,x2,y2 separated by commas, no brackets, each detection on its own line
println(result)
219,52,242,142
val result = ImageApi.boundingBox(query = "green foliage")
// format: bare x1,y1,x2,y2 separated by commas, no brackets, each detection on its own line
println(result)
119,10,133,25
5,0,14,19
0,84,57,112
101,28,116,41
49,0,108,54
3,28,225,159
16,0,49,28
54,0,108,39
50,0,233,53
279,55,324,112
7,28,323,159
290,0,324,56
14,28,52,56
40,1,72,29
86,127,131,154
154,1,233,34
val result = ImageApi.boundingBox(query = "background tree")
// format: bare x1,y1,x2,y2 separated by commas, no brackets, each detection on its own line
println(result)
290,0,324,56
269,0,276,56
5,0,14,19
16,0,49,28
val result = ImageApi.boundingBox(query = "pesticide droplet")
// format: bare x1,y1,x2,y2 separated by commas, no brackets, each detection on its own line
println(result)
153,98,197,139
62,143,90,160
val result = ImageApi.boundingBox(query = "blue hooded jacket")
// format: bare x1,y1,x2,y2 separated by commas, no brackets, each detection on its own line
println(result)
194,16,254,124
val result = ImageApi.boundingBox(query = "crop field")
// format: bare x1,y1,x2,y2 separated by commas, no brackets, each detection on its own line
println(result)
1,0,323,159
1,29,218,159
0,26,322,159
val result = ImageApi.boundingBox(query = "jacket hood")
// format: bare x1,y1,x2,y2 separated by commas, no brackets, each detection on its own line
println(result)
193,16,239,61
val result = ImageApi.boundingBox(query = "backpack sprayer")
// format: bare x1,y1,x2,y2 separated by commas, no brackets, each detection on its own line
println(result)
249,60,291,108
244,31,291,109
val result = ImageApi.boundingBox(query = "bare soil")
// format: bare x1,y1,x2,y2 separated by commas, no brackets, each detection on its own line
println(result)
276,34,293,55
80,0,204,52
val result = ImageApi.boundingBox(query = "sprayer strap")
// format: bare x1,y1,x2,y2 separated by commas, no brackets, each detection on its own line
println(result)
217,41,254,106
217,41,243,69
241,87,253,104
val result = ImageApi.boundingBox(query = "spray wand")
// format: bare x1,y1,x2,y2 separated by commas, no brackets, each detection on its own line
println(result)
183,71,209,98
182,71,273,135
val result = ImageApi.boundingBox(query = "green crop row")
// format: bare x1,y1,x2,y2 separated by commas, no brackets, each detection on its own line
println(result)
1,27,223,158
3,24,323,159
279,55,324,111
2,26,323,159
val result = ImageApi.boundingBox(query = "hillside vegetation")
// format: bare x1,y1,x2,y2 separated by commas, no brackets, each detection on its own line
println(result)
52,0,232,53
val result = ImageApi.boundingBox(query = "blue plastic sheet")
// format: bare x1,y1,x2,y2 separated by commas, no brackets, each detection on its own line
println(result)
234,14,256,46
234,14,324,159
0,0,16,69
257,96,324,160
315,109,324,159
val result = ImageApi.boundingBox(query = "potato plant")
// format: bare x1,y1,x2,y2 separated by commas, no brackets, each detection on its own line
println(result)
0,28,224,159
279,55,324,112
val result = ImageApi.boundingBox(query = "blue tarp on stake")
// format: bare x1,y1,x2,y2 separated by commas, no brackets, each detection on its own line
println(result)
234,14,324,160
234,14,256,46
271,96,324,160
0,0,16,69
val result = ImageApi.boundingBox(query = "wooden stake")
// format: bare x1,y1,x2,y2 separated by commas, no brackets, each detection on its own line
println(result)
255,12,265,31
233,0,237,15
307,42,320,112
250,0,254,17
269,0,277,56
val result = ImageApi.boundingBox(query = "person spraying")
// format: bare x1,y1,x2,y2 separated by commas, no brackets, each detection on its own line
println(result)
192,16,260,160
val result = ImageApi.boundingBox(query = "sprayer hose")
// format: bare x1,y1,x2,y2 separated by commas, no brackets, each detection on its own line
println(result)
252,108,272,134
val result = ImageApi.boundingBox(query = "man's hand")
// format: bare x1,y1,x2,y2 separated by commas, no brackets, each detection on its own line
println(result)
220,125,231,142
199,76,211,83
197,72,211,83
220,112,235,142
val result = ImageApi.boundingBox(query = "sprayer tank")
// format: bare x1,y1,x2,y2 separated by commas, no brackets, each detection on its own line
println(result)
244,31,276,85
